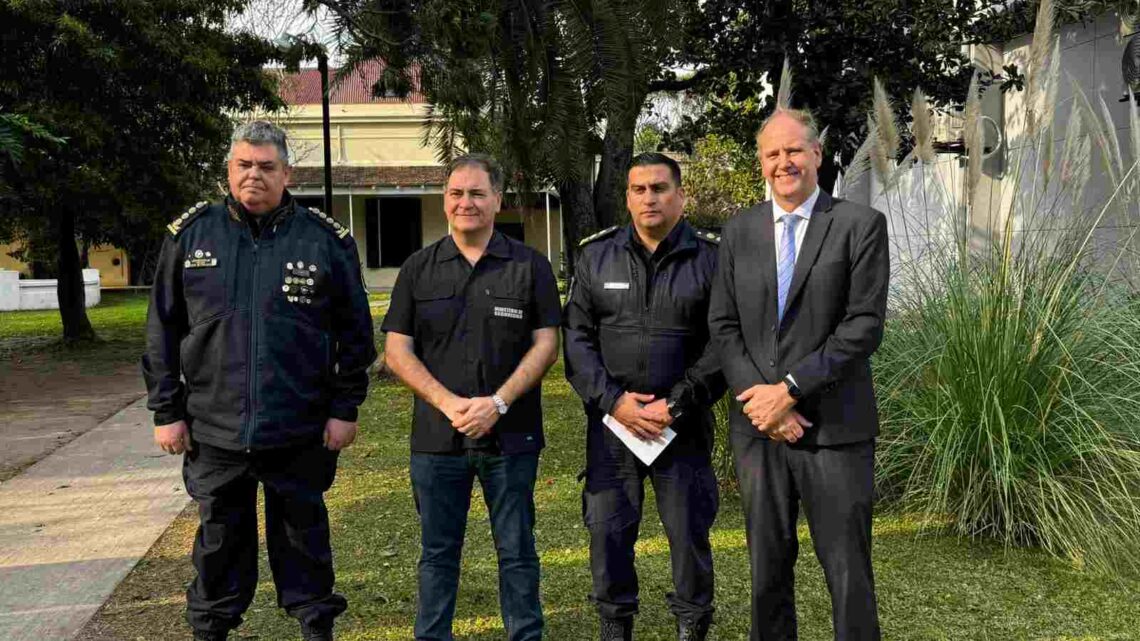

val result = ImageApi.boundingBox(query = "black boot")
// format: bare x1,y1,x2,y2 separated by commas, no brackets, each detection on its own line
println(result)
301,622,334,641
677,616,711,641
600,616,633,641
192,631,228,641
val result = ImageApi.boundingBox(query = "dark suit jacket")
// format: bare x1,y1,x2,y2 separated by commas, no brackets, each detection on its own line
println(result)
708,190,889,446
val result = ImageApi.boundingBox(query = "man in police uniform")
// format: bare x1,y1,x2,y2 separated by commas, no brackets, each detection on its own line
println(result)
563,152,726,641
142,120,376,641
382,154,561,641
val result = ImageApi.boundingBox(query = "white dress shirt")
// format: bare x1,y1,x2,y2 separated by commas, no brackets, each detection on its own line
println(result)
771,186,820,390
771,186,820,268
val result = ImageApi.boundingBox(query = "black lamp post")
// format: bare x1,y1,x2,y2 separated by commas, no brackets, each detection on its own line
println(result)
277,34,334,215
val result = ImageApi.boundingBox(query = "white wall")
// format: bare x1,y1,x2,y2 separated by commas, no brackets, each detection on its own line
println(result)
0,269,101,311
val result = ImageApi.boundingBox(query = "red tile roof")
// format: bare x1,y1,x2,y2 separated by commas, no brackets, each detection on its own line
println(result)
277,60,425,105
289,165,447,188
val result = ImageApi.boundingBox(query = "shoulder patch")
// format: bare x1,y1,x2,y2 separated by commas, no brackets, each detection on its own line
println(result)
694,229,721,244
578,225,620,247
307,206,352,241
166,201,210,237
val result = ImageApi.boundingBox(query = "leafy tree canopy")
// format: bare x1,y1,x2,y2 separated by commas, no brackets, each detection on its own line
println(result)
0,0,286,339
668,0,981,183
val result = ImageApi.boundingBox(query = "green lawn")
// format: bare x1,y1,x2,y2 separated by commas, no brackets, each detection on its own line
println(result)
0,290,150,341
0,290,150,363
35,296,1138,640
213,361,1138,641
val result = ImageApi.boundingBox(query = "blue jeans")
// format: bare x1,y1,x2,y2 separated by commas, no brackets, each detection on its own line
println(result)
410,452,544,641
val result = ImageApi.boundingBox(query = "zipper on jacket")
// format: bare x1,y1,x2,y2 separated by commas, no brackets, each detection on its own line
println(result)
629,254,650,390
243,239,260,450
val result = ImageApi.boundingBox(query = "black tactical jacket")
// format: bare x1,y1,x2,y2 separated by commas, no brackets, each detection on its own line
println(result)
563,220,727,448
142,192,376,450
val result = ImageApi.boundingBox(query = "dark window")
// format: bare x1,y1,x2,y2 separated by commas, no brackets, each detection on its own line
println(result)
496,222,525,243
365,197,423,268
365,200,380,268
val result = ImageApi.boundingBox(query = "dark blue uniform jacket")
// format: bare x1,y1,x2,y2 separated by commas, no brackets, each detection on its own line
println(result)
142,193,376,450
563,221,727,454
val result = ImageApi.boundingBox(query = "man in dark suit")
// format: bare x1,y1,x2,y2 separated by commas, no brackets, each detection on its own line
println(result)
708,108,889,641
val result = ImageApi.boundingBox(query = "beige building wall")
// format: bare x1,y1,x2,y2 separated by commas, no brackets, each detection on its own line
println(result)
277,101,564,289
0,242,129,287
0,243,27,275
282,104,439,167
87,245,129,287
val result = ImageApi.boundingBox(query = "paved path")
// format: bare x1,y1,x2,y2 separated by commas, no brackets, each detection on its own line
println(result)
0,356,144,482
0,396,189,641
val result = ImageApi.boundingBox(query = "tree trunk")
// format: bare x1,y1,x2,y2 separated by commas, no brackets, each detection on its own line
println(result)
558,176,596,275
56,208,96,342
593,115,637,230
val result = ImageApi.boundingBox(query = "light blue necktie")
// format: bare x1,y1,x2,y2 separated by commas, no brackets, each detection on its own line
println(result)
777,214,799,322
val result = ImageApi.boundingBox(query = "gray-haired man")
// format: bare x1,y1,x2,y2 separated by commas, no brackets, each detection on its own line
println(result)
143,120,376,641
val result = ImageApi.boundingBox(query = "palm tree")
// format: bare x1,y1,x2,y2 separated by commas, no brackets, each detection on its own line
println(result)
314,0,695,266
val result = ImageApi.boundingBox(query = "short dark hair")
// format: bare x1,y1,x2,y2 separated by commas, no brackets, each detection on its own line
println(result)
629,152,682,187
447,153,504,192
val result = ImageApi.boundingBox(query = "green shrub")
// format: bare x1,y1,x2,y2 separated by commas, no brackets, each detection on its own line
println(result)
855,0,1140,574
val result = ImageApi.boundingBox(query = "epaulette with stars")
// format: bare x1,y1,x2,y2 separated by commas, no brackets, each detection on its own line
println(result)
166,201,209,237
694,229,721,244
307,206,352,241
578,225,620,247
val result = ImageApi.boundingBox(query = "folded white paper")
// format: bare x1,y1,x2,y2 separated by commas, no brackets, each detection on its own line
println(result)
603,413,676,465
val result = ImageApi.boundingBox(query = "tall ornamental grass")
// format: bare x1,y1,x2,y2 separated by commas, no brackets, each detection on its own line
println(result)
846,0,1140,574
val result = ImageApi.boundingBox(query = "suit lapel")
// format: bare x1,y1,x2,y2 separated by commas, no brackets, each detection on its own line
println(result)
784,191,834,317
744,204,776,320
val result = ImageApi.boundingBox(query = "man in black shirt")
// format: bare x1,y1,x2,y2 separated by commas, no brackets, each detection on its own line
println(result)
563,153,726,641
382,153,561,641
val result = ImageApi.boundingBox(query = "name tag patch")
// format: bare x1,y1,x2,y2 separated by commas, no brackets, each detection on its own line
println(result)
603,282,630,290
184,249,217,269
494,306,524,319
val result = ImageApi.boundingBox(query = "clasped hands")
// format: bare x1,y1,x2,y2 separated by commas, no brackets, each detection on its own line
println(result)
736,383,813,444
612,392,673,442
441,395,501,440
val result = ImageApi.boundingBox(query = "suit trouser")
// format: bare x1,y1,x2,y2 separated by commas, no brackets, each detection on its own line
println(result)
730,431,880,641
582,430,719,622
183,440,346,634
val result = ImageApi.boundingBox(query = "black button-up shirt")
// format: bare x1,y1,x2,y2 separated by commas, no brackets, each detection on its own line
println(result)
382,231,562,454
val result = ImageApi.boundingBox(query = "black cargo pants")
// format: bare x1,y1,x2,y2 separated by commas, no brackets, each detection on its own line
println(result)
183,439,347,635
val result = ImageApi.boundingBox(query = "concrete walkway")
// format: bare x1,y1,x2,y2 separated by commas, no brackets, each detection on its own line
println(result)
0,396,189,641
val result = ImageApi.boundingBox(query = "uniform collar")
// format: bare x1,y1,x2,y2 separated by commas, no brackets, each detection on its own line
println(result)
771,185,821,223
227,190,296,234
621,218,693,255
436,229,512,262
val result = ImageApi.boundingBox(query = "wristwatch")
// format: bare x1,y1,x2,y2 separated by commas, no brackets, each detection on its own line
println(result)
492,394,509,415
783,374,803,401
666,399,684,420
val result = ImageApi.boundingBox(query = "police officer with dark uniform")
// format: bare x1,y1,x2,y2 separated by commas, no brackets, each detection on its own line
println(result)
382,154,561,641
142,120,376,641
563,153,726,641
